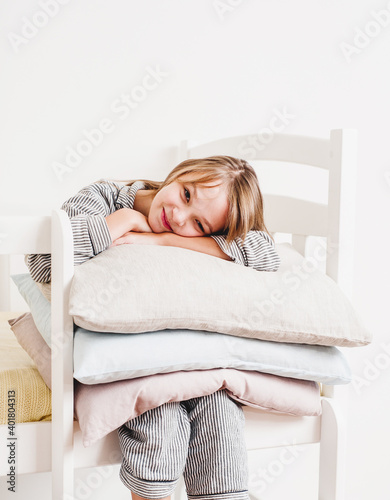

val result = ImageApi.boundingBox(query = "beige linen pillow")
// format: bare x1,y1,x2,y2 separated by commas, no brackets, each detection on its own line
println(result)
69,243,371,347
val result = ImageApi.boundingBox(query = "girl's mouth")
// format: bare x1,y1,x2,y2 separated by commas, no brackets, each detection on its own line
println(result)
161,208,172,231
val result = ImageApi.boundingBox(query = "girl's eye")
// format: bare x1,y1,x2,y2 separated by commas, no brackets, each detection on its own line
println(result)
196,220,205,233
184,188,190,202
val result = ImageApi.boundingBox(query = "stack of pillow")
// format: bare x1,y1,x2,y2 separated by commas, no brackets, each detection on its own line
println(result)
10,243,371,447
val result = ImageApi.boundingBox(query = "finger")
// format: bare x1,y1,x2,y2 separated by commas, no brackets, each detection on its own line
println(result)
112,239,124,246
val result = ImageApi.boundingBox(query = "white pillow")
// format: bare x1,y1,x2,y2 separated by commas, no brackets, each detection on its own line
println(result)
73,326,352,385
69,243,371,347
11,273,51,346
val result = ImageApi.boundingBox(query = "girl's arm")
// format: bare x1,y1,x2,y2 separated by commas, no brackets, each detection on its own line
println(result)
105,208,152,241
112,231,232,261
112,230,280,271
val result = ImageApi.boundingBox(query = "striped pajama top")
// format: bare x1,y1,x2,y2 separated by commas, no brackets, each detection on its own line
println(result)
26,180,280,283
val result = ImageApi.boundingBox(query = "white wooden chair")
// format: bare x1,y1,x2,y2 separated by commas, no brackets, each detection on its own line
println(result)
0,128,357,500
178,129,357,500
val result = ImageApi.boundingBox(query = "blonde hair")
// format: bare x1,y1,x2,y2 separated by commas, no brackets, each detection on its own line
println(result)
118,156,270,243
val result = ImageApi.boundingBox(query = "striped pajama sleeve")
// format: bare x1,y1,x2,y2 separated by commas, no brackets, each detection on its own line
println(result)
211,230,281,272
25,180,142,283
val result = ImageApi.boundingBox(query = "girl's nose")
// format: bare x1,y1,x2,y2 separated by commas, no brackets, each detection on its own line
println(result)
172,207,186,227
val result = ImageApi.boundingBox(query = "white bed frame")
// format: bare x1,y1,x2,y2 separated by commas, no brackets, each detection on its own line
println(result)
0,129,357,500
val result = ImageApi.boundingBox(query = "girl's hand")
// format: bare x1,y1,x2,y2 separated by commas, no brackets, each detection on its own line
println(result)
111,231,164,247
125,209,153,233
106,208,152,242
111,232,232,261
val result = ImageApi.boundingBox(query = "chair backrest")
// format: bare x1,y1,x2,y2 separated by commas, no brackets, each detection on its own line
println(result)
179,129,358,300
0,215,51,310
0,216,51,255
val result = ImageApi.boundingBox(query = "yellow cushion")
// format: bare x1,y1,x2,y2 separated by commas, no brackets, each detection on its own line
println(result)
0,312,51,424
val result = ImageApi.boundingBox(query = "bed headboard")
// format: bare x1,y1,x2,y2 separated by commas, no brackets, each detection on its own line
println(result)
179,129,358,301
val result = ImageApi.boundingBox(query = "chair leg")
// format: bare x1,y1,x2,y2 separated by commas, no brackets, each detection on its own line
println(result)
318,398,346,500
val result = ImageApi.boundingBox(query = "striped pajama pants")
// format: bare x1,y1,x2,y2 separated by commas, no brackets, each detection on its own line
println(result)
118,390,249,500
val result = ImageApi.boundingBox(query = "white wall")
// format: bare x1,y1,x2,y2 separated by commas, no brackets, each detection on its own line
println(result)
1,1,389,499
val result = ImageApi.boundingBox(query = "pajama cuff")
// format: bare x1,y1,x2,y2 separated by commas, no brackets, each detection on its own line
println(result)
86,215,112,255
119,464,179,499
187,491,249,500
211,235,248,267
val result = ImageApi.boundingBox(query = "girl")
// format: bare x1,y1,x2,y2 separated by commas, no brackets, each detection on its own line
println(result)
27,156,280,283
27,155,280,500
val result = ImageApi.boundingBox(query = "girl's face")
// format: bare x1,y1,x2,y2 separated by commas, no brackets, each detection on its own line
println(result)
148,176,229,237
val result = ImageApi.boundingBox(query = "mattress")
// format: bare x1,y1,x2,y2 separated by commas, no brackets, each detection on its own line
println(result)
0,311,51,424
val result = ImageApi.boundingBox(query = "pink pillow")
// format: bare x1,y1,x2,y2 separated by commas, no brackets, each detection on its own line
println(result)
8,313,52,389
75,369,321,447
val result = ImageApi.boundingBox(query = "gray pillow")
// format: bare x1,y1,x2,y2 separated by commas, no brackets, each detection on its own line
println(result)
69,243,371,347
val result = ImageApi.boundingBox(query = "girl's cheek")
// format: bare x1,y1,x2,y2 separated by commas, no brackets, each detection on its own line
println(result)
148,215,160,233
